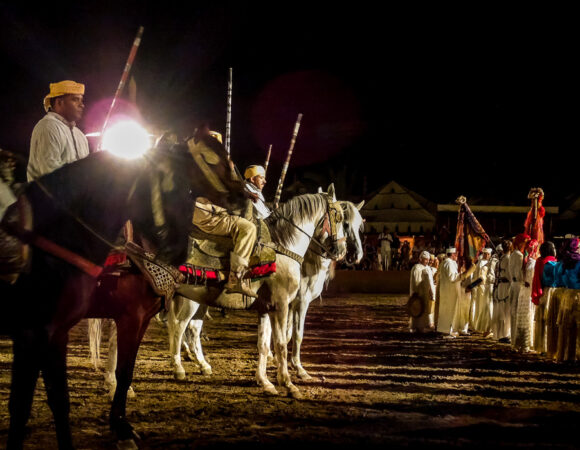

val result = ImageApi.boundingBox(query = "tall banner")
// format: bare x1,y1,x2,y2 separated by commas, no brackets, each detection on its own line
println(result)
454,196,490,270
524,187,545,247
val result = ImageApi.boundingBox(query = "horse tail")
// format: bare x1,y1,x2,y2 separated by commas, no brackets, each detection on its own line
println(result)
88,318,103,370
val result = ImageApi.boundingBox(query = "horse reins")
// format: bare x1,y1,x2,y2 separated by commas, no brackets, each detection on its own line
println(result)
268,194,346,262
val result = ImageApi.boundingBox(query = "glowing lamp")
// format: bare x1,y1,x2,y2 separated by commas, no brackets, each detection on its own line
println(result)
101,120,152,159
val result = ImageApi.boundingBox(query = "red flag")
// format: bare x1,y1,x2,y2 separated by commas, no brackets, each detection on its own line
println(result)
454,197,490,270
524,188,545,247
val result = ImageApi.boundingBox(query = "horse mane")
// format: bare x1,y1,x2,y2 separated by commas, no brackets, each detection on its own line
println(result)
266,193,327,248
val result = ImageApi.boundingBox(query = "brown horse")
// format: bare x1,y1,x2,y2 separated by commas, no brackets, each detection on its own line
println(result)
0,131,245,449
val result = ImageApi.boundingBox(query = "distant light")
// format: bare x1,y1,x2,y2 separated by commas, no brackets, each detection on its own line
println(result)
102,120,152,159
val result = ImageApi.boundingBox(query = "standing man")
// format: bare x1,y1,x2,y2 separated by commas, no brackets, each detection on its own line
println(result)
409,251,435,332
378,227,393,271
508,233,530,342
437,247,476,337
492,240,513,342
472,248,495,335
28,80,90,181
243,165,271,219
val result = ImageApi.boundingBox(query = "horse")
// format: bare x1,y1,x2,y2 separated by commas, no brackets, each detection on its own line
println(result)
0,130,245,449
285,199,365,380
166,185,347,398
88,186,352,400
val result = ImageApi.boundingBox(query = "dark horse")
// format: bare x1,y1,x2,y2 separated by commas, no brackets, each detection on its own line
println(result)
0,132,245,449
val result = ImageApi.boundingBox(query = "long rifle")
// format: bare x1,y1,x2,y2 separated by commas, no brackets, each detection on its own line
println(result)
225,67,233,156
99,26,144,149
273,114,302,208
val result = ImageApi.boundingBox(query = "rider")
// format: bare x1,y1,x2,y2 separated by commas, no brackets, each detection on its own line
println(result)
28,80,90,181
243,165,271,219
192,132,258,298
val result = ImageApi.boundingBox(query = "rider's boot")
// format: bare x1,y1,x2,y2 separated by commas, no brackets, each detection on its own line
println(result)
224,252,258,298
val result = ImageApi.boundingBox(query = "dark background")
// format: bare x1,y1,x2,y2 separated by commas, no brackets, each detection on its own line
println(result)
0,2,575,205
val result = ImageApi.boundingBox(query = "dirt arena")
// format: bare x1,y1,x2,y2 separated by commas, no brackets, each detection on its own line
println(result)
1,293,580,449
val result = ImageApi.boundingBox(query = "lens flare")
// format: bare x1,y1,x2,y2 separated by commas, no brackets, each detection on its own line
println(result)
102,120,152,159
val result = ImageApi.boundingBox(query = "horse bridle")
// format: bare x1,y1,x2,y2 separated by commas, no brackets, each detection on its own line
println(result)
311,194,346,260
274,193,345,262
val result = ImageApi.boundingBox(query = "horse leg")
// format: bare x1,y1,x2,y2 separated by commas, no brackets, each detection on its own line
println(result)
105,320,136,400
290,298,313,380
7,330,43,450
166,295,195,380
256,313,278,395
40,331,74,450
109,316,146,445
184,304,212,375
270,305,302,399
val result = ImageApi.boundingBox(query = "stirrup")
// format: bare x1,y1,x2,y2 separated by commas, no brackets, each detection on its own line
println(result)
224,274,258,298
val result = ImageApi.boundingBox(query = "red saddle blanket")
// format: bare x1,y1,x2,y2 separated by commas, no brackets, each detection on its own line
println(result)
178,262,276,285
104,252,276,284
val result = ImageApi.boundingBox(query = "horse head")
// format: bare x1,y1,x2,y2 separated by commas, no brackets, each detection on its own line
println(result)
340,200,365,265
316,184,347,261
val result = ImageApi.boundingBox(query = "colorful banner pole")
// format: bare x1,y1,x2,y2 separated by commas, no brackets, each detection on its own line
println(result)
99,26,144,149
273,114,303,208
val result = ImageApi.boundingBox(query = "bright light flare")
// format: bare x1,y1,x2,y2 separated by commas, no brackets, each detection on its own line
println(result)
102,120,152,159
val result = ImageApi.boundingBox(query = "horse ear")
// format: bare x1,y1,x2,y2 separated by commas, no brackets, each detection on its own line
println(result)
327,183,336,200
317,187,323,193
356,200,365,210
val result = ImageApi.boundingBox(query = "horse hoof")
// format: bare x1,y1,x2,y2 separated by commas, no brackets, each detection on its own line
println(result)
174,370,186,381
288,387,303,400
201,366,212,376
298,371,313,381
127,386,136,399
262,385,279,396
116,439,139,450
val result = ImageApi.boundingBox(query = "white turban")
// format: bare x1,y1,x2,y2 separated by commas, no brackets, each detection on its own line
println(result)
446,247,456,254
482,248,492,254
420,251,430,260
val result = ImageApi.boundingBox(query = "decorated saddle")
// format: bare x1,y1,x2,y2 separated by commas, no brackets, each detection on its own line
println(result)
183,217,276,287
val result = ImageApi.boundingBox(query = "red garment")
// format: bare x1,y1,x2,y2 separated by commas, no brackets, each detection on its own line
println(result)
524,195,545,246
532,255,556,305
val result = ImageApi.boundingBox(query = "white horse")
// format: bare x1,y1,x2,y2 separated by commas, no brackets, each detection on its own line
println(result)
170,185,347,398
285,199,365,380
89,186,347,399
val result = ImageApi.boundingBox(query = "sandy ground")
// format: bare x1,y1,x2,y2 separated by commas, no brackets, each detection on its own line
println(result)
1,294,580,449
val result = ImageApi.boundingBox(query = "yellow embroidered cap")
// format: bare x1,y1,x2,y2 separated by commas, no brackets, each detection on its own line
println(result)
43,80,85,112
244,165,265,180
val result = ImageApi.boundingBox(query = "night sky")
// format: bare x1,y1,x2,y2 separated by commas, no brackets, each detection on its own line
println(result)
0,3,574,205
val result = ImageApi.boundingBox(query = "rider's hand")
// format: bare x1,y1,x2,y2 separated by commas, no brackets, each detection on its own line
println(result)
247,192,259,203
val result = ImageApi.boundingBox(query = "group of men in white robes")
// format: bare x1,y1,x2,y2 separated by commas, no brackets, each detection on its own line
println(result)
409,233,537,347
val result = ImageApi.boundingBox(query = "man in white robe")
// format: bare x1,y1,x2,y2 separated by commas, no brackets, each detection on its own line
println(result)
472,248,494,333
409,251,435,332
492,241,512,342
437,247,475,337
508,234,529,341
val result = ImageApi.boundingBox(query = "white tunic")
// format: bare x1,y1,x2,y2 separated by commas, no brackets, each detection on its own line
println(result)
437,257,462,333
492,253,511,340
27,112,90,181
508,250,525,337
244,181,271,219
409,263,435,331
472,258,496,332
513,258,536,351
